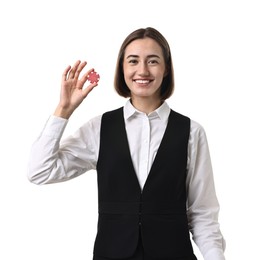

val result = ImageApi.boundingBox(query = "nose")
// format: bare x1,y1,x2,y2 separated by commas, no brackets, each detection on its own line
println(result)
138,62,150,76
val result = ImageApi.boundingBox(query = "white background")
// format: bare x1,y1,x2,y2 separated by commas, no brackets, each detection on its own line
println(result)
1,0,256,259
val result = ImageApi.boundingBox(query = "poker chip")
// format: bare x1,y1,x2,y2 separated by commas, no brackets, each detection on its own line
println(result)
87,71,100,83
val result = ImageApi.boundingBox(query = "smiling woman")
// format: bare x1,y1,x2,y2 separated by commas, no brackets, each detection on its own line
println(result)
27,27,226,260
122,38,167,111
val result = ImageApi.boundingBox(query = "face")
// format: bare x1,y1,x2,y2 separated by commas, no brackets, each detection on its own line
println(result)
123,38,166,101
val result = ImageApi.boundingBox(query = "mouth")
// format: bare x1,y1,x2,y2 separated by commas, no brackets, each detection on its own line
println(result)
134,79,152,84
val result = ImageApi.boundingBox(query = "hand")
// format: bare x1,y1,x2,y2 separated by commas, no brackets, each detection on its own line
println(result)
54,60,98,119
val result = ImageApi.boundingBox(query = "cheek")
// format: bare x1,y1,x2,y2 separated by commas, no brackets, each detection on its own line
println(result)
157,71,166,83
123,67,135,81
123,69,132,86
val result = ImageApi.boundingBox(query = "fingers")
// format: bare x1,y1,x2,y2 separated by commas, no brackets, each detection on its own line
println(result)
67,60,81,79
62,60,99,92
63,60,87,81
79,68,95,84
74,61,87,80
62,65,71,82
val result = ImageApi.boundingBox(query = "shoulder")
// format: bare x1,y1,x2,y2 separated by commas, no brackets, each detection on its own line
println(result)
100,107,124,127
189,119,209,145
169,108,206,134
82,107,124,129
102,107,123,119
190,119,205,134
169,108,207,141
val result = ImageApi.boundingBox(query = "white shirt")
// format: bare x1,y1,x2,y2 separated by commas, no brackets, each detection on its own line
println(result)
28,100,226,260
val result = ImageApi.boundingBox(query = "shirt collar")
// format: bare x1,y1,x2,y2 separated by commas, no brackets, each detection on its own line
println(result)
124,99,170,122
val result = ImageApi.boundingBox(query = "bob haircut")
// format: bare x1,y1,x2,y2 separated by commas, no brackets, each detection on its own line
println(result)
114,27,174,100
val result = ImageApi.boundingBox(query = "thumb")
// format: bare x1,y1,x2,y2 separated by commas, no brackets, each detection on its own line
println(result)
81,83,98,99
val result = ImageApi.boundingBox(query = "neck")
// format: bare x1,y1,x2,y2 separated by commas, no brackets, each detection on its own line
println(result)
130,97,163,114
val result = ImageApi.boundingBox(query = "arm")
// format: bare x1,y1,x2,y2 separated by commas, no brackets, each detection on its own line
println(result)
186,121,226,260
27,61,100,184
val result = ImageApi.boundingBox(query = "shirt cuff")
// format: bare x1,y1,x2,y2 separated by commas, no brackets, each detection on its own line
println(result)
42,115,68,139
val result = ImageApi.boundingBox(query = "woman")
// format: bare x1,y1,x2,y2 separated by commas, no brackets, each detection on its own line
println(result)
28,27,226,260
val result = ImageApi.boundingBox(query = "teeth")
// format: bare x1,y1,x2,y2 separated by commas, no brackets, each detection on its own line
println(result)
135,80,150,83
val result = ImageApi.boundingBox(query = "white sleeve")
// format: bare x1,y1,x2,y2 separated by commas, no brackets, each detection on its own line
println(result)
186,120,226,260
27,115,101,185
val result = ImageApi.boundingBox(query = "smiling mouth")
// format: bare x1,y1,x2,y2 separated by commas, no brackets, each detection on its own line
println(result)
134,79,152,84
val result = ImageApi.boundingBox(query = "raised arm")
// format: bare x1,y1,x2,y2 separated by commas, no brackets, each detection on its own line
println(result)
27,60,100,185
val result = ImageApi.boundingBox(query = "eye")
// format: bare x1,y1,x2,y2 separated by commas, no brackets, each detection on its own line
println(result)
128,59,138,64
148,59,159,65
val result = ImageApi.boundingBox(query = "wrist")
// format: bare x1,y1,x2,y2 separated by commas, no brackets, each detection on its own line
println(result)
54,105,74,119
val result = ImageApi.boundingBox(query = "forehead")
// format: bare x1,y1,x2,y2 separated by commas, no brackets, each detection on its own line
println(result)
124,38,163,58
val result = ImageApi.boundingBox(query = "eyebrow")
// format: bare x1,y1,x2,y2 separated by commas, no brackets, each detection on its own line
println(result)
125,54,161,59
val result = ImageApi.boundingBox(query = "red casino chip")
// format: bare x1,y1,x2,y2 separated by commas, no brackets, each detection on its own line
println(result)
87,71,100,83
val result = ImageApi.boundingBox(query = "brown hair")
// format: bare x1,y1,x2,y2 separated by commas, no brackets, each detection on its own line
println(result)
114,27,174,100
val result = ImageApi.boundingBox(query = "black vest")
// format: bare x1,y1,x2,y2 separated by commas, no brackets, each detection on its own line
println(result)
93,107,195,259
